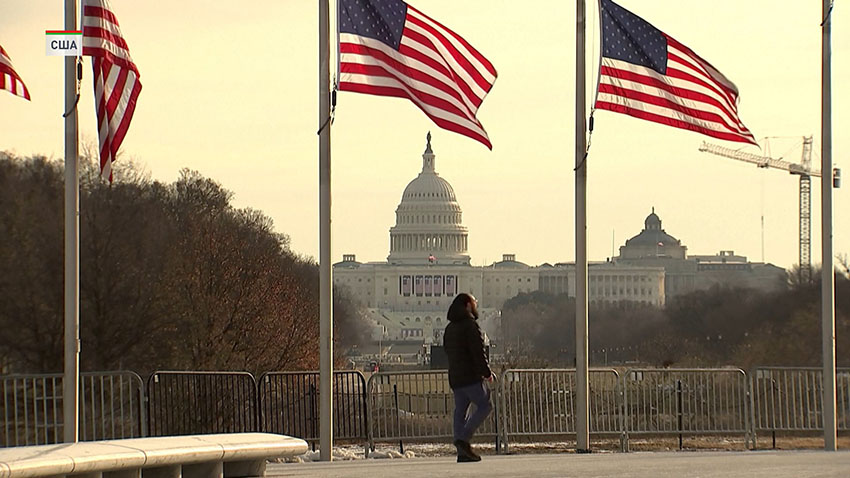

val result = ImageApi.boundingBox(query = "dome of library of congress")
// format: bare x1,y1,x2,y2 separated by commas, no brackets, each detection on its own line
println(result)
387,133,471,266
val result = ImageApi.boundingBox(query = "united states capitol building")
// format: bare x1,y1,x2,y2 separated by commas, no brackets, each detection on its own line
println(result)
334,135,786,349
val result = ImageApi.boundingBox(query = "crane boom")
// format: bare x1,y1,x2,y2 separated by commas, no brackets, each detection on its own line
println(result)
698,141,821,177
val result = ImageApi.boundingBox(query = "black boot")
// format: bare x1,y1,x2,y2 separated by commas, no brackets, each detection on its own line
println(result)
454,439,481,462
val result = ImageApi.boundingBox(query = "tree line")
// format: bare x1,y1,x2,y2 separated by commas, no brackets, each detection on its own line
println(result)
0,152,368,375
501,268,850,369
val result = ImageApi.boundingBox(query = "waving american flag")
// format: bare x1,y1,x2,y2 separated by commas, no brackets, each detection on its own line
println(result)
0,44,30,101
339,0,497,149
82,0,142,181
595,0,756,144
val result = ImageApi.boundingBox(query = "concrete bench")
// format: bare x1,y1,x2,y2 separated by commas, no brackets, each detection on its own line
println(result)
0,433,307,478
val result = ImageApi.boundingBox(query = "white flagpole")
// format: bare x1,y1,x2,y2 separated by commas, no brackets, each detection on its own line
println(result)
575,0,590,452
319,0,334,461
820,0,836,452
63,0,80,444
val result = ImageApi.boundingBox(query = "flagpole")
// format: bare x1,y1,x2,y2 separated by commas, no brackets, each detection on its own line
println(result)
319,0,334,461
575,0,590,453
820,0,836,452
63,0,80,444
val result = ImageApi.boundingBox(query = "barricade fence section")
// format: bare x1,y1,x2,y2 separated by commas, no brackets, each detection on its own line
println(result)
622,368,749,449
2,366,847,450
750,367,850,447
367,371,499,452
79,372,146,442
0,371,144,447
498,369,621,453
147,371,257,437
258,371,367,446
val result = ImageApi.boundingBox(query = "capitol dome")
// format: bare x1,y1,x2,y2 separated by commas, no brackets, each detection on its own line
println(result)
387,133,470,265
400,172,457,202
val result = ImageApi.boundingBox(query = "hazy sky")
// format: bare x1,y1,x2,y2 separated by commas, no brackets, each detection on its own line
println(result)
1,1,847,270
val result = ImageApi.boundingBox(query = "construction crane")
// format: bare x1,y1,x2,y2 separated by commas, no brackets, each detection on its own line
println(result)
698,136,820,283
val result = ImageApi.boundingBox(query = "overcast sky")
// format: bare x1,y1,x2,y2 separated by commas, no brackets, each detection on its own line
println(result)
1,1,847,270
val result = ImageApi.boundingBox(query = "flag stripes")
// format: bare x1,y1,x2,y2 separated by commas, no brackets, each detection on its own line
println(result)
0,45,31,101
596,0,755,144
339,0,496,149
82,0,141,182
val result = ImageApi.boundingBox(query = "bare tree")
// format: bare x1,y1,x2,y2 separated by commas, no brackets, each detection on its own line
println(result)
0,154,65,371
0,157,368,374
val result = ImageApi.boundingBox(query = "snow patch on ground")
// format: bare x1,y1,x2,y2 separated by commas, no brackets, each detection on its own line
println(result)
282,445,416,463
367,449,417,459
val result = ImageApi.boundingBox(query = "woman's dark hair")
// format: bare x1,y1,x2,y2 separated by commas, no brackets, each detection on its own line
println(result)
447,293,474,321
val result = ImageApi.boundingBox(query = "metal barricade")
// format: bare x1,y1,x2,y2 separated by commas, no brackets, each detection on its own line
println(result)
147,371,257,436
622,368,749,449
498,369,621,453
750,367,850,448
1,371,145,447
258,371,367,447
367,370,499,452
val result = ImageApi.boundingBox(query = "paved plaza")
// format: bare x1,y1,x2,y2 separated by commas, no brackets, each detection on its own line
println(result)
268,450,850,478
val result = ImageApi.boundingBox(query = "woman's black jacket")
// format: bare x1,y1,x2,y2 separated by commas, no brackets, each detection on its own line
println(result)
443,311,492,389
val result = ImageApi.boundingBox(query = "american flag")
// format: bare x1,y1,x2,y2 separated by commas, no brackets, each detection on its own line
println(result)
339,0,497,149
0,44,30,101
82,0,142,181
595,0,756,145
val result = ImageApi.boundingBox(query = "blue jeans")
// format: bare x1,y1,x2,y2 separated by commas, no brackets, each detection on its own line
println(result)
453,380,492,442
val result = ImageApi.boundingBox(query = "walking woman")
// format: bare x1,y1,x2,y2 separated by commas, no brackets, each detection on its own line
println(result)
443,293,493,462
